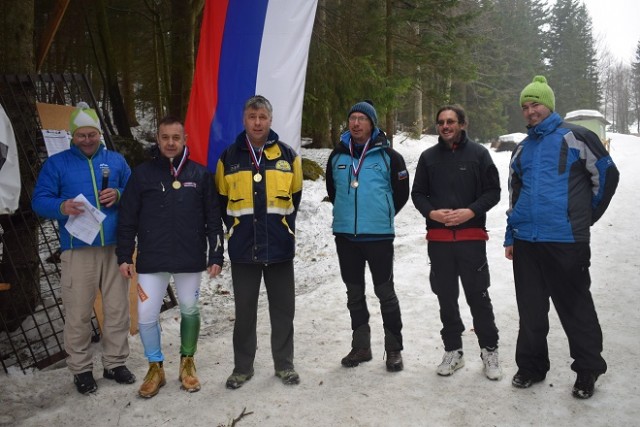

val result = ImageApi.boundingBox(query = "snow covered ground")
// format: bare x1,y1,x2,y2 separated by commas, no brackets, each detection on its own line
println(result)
1,132,638,427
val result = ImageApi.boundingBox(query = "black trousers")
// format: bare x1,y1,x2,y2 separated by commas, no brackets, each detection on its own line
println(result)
427,240,499,351
513,240,607,377
335,236,403,350
230,260,295,373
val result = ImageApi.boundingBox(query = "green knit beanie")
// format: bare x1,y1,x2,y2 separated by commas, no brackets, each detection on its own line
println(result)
69,102,102,136
520,75,555,111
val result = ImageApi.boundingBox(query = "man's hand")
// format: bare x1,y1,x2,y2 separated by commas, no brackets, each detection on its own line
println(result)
429,208,475,227
119,262,134,278
99,188,118,208
207,264,222,278
62,200,85,216
505,245,514,260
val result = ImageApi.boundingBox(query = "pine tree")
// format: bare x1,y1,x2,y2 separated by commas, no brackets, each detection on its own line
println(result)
631,40,640,133
545,0,600,116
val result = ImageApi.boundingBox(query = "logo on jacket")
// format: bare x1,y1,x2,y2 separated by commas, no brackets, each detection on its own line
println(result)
398,170,408,180
275,160,291,171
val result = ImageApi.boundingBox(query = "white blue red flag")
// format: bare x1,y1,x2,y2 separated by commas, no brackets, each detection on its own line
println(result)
185,0,318,170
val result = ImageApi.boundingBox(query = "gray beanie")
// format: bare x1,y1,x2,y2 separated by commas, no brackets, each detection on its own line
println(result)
348,100,378,127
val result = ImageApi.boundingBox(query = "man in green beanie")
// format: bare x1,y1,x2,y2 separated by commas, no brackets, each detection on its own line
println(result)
504,76,619,399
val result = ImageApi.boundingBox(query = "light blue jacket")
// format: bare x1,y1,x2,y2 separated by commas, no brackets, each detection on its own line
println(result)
327,129,409,239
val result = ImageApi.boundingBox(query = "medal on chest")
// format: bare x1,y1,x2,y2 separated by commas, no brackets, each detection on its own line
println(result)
169,147,188,190
246,136,265,184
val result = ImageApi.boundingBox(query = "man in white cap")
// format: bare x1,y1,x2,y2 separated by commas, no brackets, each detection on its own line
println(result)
32,102,135,395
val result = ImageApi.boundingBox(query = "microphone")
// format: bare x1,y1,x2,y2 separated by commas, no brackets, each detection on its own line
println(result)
102,167,110,191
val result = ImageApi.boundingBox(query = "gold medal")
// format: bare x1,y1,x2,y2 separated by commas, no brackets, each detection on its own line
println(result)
351,180,359,188
253,173,263,183
172,180,182,189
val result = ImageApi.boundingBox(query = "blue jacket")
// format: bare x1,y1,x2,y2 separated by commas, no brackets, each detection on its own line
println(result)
504,112,619,246
32,144,131,251
326,128,409,239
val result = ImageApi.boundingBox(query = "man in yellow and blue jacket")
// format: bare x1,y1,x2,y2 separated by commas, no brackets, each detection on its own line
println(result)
215,95,302,389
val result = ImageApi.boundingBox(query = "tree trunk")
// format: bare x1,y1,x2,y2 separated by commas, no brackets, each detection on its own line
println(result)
169,0,203,118
0,0,41,332
385,0,394,146
95,0,133,138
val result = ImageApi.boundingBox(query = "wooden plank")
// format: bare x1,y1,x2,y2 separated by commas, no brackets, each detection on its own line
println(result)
92,277,139,336
35,102,75,130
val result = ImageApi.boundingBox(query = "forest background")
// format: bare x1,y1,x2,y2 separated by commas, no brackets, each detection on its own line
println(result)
1,0,639,150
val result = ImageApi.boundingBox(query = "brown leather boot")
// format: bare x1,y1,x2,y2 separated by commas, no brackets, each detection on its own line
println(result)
138,362,166,398
386,350,404,372
341,348,373,367
179,356,201,392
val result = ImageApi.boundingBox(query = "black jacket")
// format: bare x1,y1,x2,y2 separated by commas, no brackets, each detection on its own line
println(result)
116,149,224,273
412,131,500,231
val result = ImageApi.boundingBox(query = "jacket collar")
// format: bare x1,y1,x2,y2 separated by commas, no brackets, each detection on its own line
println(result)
339,127,387,150
235,129,280,150
527,112,562,139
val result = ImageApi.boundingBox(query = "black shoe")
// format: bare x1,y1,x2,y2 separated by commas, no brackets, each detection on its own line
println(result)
74,371,97,395
386,351,403,372
572,372,599,399
341,348,373,368
511,371,545,388
104,365,136,384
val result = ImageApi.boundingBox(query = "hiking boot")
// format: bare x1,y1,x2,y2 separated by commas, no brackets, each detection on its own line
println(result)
275,368,300,385
104,365,136,384
225,370,254,390
138,362,166,398
179,356,201,392
480,348,502,380
341,348,373,368
572,371,599,399
511,370,545,389
386,351,403,372
73,371,97,395
436,349,465,376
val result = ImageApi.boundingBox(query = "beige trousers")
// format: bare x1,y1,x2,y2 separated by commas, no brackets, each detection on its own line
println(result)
60,245,130,374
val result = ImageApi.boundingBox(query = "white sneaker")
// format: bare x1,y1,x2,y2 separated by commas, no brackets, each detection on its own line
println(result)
481,348,502,380
436,349,465,376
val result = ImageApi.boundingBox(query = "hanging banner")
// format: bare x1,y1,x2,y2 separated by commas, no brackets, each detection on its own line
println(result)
185,0,318,170
0,104,21,214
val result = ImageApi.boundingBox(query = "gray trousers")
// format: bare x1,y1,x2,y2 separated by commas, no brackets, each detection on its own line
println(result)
230,260,295,374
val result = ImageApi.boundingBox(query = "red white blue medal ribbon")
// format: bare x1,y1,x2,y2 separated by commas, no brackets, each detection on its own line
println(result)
349,137,371,188
246,136,264,182
170,146,189,189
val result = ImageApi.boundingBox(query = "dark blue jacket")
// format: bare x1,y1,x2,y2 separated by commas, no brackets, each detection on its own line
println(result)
116,148,224,273
505,112,619,245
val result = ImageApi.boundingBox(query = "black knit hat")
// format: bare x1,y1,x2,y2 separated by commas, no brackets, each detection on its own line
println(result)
348,100,378,127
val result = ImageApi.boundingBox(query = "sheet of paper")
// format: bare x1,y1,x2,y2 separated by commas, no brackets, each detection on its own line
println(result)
42,129,71,157
64,194,106,245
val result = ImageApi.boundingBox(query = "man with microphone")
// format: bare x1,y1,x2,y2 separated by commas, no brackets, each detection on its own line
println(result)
32,102,134,395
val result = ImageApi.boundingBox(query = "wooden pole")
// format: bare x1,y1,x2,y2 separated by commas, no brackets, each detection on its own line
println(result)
36,0,71,71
